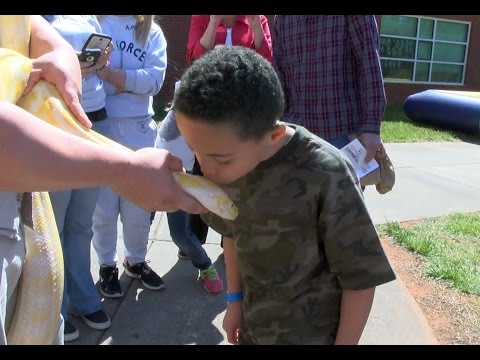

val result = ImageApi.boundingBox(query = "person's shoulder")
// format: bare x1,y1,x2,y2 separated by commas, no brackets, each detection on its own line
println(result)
149,22,166,41
294,125,353,172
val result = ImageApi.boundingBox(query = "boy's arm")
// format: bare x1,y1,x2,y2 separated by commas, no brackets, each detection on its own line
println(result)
222,236,243,344
334,287,376,345
223,236,242,292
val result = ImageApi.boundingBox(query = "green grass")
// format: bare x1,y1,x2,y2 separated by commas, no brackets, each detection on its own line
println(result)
152,100,480,144
381,103,480,144
377,212,480,295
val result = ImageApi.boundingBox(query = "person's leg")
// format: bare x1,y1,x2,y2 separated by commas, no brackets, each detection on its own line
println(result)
120,198,151,266
188,213,209,245
167,210,222,293
167,211,212,269
118,117,158,267
120,196,165,291
327,133,351,150
189,158,209,245
92,187,123,299
58,188,103,317
91,117,122,268
50,314,64,345
0,235,24,345
91,187,120,267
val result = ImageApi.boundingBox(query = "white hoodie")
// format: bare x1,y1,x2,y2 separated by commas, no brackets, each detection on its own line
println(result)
98,16,167,120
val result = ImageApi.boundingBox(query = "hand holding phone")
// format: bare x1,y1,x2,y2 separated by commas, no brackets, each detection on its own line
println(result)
78,48,102,64
82,33,112,51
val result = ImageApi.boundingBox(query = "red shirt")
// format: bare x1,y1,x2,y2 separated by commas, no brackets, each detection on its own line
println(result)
186,15,273,64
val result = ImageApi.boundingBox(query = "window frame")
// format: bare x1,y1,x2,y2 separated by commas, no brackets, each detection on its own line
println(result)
380,15,471,85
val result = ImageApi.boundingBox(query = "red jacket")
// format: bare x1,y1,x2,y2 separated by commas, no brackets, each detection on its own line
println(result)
186,15,273,64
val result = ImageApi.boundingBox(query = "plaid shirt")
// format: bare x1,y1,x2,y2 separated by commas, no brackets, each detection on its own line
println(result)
273,15,386,140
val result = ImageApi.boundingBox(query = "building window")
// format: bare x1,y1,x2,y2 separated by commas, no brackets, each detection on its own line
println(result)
379,15,470,84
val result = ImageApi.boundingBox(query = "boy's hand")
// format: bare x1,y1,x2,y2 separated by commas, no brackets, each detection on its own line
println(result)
223,301,242,344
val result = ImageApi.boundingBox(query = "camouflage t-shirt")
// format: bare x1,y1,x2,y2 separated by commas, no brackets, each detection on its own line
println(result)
202,124,396,345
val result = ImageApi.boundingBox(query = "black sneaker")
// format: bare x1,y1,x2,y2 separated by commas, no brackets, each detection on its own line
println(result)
123,260,165,290
177,250,189,260
82,310,111,330
99,265,124,298
64,320,79,342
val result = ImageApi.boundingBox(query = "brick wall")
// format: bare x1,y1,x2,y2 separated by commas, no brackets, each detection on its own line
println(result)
154,15,275,106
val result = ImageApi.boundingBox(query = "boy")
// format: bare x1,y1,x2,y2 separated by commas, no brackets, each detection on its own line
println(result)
174,46,396,345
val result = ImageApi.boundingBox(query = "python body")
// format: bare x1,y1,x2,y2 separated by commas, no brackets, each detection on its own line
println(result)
0,47,238,344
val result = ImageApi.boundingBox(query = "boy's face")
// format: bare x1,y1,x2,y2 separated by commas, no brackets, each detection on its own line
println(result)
176,112,269,184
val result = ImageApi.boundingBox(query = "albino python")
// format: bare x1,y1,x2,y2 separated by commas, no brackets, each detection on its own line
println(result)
0,45,237,344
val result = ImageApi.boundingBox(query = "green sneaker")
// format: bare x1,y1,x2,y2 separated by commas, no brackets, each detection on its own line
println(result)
199,265,223,294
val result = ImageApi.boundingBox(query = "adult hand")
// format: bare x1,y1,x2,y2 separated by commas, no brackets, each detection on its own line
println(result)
94,41,113,72
246,15,261,28
209,15,223,25
359,132,384,162
113,148,208,214
24,49,92,128
80,42,113,76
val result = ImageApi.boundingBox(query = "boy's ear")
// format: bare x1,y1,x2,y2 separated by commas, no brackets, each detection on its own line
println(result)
268,122,287,143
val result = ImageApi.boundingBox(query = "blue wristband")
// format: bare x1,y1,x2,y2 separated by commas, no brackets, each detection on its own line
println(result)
225,291,243,304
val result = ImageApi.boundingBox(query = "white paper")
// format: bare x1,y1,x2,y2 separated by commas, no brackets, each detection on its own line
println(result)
340,139,379,179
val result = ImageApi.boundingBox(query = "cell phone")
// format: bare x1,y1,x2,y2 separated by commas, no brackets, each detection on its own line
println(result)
82,33,112,52
78,48,101,64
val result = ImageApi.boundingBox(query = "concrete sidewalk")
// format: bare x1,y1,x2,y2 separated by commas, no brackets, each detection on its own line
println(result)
71,141,480,345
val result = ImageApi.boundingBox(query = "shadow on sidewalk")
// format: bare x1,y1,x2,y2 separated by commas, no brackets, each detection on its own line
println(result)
91,252,227,345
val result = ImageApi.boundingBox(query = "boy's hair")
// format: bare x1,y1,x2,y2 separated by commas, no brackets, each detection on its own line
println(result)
174,46,285,141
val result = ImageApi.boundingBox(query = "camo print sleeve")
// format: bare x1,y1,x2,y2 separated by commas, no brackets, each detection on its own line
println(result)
201,212,233,238
318,144,396,290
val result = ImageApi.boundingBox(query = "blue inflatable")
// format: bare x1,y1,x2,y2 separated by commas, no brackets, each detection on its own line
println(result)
404,90,480,134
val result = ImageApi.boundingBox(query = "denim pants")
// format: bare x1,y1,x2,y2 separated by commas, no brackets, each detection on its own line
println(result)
91,117,156,267
327,133,351,150
167,210,212,270
327,132,365,191
49,188,102,319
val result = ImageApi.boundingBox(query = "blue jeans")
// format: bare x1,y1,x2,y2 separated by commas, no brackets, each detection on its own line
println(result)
327,133,351,150
167,210,212,270
327,132,365,191
49,188,102,320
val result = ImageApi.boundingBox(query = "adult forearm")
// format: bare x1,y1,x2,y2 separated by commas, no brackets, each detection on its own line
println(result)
199,21,220,51
98,67,126,90
0,101,127,192
335,287,375,345
29,15,73,58
251,22,266,50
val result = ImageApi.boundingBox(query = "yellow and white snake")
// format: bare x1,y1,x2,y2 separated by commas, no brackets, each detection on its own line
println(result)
0,16,237,345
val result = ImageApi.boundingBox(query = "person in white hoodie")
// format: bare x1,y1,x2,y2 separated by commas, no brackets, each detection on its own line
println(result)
155,81,224,295
44,15,113,342
92,15,167,298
